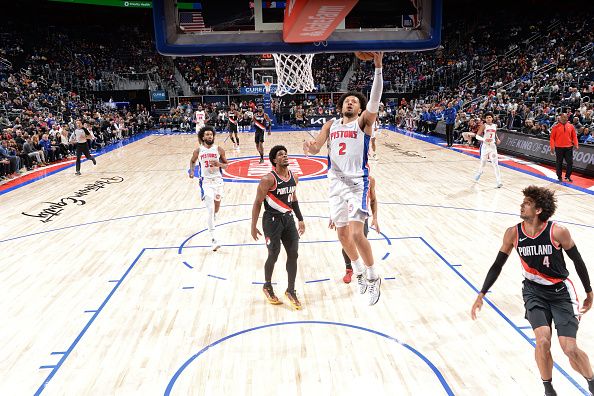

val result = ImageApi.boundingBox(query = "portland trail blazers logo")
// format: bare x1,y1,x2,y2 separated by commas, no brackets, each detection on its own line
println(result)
223,155,328,183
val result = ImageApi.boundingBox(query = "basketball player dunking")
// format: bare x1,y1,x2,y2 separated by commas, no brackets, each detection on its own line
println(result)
471,186,594,396
194,105,207,133
189,125,228,251
253,104,272,164
227,103,240,150
474,112,503,188
251,145,305,310
304,52,384,305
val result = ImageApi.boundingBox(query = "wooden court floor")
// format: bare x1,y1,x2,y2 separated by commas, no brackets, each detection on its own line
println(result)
1,129,593,395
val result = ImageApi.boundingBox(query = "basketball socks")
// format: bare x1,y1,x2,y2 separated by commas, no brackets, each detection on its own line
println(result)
351,259,364,275
366,265,378,281
542,379,557,396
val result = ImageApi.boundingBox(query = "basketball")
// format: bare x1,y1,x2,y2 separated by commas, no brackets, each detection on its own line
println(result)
355,51,375,61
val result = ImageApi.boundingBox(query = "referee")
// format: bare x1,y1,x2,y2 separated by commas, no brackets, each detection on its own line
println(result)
251,145,305,310
70,120,97,175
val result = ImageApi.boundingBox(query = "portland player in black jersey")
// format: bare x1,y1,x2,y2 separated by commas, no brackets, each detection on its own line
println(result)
251,145,305,310
252,104,271,163
227,103,240,151
471,186,594,396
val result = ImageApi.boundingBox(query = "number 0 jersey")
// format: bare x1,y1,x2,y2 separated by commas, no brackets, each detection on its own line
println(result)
328,117,370,179
515,221,568,285
264,170,296,215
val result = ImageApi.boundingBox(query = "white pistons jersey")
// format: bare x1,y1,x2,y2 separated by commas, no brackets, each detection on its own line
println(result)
198,144,222,180
328,117,370,179
483,123,497,144
195,110,206,125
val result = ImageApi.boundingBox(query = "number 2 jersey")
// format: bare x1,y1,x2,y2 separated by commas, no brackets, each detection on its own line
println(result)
515,221,568,285
328,117,370,179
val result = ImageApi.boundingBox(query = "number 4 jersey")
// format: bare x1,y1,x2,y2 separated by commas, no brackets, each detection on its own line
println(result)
328,117,370,179
515,221,569,285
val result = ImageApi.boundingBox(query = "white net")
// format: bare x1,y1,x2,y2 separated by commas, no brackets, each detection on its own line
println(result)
272,53,315,96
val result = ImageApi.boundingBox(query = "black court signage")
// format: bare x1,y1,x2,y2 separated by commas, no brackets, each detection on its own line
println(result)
21,176,125,222
496,130,594,176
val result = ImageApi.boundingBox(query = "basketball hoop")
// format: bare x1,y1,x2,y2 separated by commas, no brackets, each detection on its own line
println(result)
272,53,315,96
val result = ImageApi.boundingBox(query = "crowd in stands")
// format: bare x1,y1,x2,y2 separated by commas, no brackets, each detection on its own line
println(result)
3,3,594,180
174,52,353,95
0,26,155,181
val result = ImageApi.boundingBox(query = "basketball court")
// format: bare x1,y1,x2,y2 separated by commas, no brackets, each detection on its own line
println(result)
2,0,594,395
1,127,592,395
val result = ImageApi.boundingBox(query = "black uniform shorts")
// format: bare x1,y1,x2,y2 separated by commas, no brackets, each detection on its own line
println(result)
522,279,580,338
255,129,265,143
262,211,299,252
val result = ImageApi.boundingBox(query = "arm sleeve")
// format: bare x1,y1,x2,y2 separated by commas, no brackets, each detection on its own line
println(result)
565,245,592,293
292,201,303,221
366,68,383,113
480,251,510,294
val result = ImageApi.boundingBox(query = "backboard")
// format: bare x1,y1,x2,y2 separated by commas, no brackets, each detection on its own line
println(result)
153,0,442,56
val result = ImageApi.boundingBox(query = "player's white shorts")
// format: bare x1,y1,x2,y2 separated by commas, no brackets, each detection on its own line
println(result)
195,122,205,132
199,177,224,201
480,142,498,160
328,175,370,227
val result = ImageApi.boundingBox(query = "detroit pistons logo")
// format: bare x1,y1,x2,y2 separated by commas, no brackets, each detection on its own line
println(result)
223,155,328,183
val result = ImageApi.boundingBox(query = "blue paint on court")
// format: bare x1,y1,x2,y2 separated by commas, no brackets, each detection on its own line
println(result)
6,127,588,394
207,274,227,281
34,248,147,396
163,320,455,396
418,236,590,395
32,236,591,395
182,261,193,269
304,278,330,284
3,199,591,246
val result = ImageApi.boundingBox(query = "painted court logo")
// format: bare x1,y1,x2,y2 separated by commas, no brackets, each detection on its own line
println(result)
223,155,328,182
